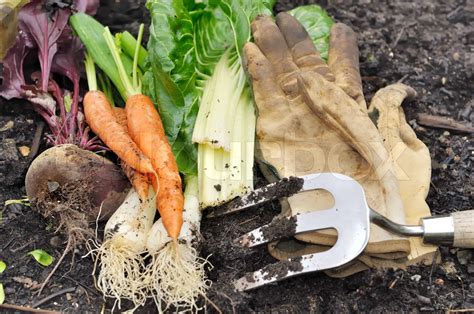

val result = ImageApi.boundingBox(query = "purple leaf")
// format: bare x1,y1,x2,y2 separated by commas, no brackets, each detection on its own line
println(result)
52,36,82,96
0,0,103,151
73,0,100,15
52,36,83,134
18,0,70,91
0,31,30,100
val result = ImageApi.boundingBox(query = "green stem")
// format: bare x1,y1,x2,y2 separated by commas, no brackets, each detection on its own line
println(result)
120,31,148,71
103,27,139,98
98,73,115,107
84,53,97,91
132,24,145,89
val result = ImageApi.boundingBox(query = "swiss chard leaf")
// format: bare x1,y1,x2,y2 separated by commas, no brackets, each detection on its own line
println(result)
218,0,250,59
192,4,232,81
289,5,334,61
142,62,185,144
144,0,199,175
146,0,195,88
144,0,277,175
192,0,275,84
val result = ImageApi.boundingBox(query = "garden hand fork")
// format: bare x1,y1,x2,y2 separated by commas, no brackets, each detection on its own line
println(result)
208,173,474,291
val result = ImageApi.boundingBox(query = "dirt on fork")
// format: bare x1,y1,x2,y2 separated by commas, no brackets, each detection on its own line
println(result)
0,0,473,313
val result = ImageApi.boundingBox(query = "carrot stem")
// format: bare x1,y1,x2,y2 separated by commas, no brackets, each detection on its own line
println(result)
103,27,139,97
132,24,145,90
98,73,115,107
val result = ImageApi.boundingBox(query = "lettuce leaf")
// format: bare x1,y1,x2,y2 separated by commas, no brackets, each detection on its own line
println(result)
289,5,334,61
144,0,198,175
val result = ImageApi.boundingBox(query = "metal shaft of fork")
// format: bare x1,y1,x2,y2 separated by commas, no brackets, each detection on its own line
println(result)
369,209,424,236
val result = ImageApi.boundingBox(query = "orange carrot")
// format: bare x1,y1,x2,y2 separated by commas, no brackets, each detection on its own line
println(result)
100,25,183,240
83,91,155,175
125,94,184,240
121,161,150,200
113,107,128,128
113,107,150,200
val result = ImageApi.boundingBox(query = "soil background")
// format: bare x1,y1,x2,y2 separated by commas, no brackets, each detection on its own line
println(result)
0,0,473,312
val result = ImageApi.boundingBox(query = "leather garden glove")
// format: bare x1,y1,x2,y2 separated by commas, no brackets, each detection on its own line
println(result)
368,84,436,266
326,83,437,277
244,13,436,277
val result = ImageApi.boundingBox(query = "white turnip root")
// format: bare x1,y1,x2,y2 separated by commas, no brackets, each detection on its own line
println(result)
89,187,156,311
25,144,130,295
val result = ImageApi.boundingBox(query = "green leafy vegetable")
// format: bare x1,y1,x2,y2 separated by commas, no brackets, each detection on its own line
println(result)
289,5,334,61
144,0,199,175
28,249,54,267
0,261,6,273
143,0,283,204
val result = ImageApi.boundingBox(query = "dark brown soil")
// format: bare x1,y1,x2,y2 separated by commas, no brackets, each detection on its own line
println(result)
1,0,472,313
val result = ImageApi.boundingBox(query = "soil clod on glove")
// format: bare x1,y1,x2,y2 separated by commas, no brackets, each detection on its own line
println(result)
244,12,436,277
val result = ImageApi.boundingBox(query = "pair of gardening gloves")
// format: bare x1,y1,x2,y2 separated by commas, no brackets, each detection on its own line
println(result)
244,13,437,277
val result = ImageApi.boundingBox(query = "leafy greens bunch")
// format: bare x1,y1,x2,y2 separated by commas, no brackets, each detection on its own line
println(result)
144,0,273,207
143,0,333,207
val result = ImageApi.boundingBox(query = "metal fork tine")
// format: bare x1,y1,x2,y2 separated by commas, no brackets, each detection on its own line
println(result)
232,172,374,290
207,176,306,218
235,207,343,248
234,220,370,291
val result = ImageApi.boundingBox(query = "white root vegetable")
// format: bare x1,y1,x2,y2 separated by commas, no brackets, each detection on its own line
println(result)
144,176,211,311
88,187,156,311
147,177,201,251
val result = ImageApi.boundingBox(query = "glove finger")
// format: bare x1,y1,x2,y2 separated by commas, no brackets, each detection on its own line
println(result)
243,42,288,113
328,23,366,109
275,12,334,82
251,15,300,97
298,71,407,226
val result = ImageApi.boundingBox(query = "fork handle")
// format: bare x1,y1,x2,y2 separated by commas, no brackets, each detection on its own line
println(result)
422,210,474,248
452,210,474,248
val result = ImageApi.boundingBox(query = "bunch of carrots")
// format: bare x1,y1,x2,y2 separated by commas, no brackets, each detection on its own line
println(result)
79,23,210,312
84,26,184,242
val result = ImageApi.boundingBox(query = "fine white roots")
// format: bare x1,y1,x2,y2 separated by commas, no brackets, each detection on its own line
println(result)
89,237,149,311
144,242,211,312
87,188,156,311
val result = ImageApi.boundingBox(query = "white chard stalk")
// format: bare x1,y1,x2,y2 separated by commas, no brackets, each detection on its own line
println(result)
192,50,246,151
194,50,256,207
